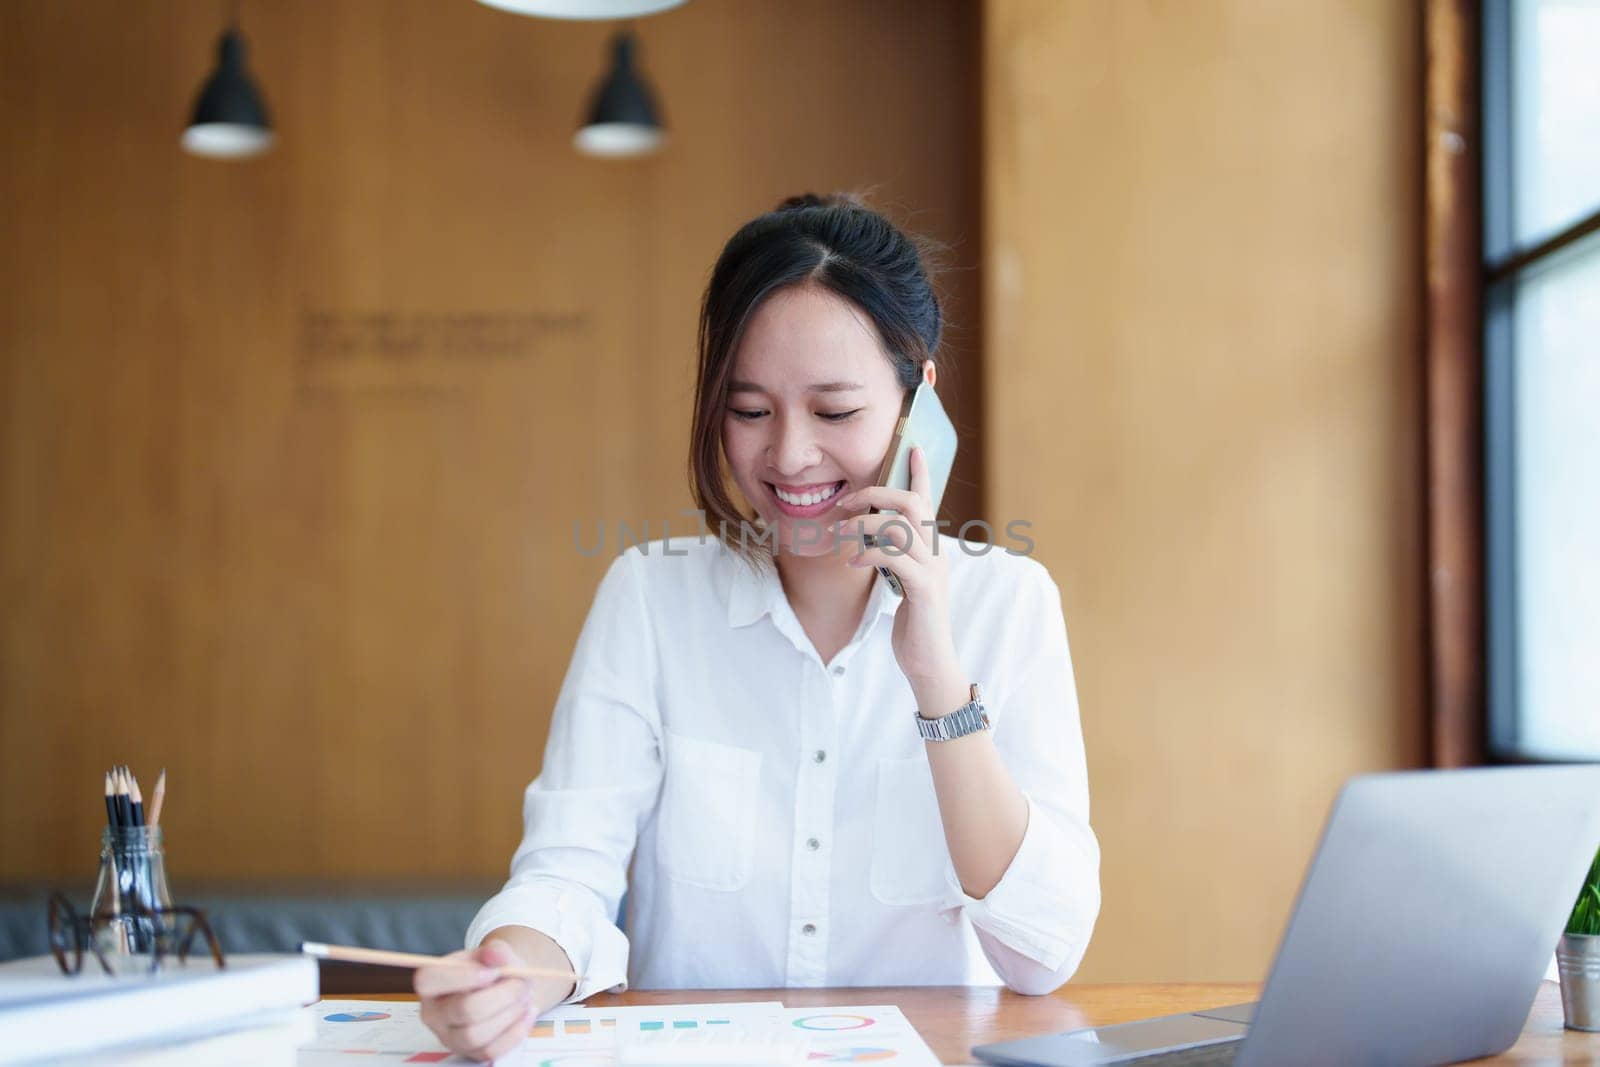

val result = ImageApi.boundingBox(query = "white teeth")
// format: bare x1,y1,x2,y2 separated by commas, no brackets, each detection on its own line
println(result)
775,482,841,507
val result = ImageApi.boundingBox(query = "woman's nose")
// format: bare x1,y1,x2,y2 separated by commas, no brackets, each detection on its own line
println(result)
767,419,821,475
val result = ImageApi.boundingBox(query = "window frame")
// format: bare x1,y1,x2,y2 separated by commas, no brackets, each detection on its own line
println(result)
1477,0,1600,762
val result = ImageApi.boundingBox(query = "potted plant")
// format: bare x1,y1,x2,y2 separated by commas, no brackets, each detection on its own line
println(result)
1558,843,1600,1031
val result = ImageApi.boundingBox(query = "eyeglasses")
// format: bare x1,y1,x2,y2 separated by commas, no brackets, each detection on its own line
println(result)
47,890,226,977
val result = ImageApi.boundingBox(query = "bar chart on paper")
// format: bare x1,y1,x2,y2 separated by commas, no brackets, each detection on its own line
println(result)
299,1001,787,1064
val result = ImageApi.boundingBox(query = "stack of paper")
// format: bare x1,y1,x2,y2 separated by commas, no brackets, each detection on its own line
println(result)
0,953,317,1065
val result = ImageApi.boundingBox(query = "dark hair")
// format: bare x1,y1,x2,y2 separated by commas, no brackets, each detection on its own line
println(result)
689,192,945,562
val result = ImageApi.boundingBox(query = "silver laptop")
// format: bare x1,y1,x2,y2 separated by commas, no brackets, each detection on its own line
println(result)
973,765,1600,1067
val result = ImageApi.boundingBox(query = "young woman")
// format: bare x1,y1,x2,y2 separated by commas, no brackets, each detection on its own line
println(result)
416,194,1100,1062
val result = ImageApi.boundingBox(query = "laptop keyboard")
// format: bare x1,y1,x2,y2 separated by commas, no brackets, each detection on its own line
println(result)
1119,1036,1243,1065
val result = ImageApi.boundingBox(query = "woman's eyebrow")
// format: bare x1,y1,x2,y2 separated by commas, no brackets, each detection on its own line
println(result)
727,380,864,394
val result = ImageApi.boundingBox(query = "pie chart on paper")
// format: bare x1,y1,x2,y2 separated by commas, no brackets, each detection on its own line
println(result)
323,1010,391,1022
808,1049,898,1062
793,1013,875,1031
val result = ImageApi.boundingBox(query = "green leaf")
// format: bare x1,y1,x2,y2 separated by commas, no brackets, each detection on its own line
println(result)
1566,843,1600,936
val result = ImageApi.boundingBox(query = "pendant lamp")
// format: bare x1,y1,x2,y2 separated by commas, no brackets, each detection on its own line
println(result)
181,11,275,160
574,32,665,159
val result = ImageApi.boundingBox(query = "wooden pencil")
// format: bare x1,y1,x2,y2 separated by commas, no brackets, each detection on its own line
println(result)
104,771,118,830
106,856,130,953
128,772,145,828
300,941,581,982
149,768,167,828
113,768,131,828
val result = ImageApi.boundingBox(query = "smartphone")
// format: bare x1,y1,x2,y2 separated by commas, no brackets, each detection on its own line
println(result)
867,382,958,596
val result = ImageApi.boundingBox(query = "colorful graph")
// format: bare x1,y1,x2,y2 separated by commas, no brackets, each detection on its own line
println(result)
530,1017,619,1039
794,1013,875,1031
308,999,939,1067
631,1017,732,1031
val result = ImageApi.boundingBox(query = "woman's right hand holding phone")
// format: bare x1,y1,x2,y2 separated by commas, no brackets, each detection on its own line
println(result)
415,932,575,1062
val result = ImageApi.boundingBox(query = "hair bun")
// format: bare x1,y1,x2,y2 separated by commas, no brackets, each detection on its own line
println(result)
775,191,864,212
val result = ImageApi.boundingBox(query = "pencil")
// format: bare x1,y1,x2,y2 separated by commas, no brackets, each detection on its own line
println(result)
104,771,118,830
149,768,167,828
106,856,130,953
113,767,131,829
299,942,582,982
128,772,145,828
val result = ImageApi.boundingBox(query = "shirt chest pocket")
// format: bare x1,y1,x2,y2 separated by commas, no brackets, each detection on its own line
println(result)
870,754,953,905
655,731,763,892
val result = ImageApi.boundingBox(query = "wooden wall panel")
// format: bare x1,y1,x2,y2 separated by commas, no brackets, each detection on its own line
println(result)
0,0,981,882
983,0,1426,981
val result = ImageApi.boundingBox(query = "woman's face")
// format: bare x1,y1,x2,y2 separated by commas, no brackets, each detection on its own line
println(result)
722,284,907,557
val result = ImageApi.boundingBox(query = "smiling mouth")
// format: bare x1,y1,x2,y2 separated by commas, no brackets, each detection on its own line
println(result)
767,480,847,510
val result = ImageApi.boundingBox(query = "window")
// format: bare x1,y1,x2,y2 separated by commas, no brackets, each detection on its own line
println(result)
1484,0,1600,760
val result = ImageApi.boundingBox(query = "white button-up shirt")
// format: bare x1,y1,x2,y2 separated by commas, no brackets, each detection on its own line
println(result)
465,534,1100,998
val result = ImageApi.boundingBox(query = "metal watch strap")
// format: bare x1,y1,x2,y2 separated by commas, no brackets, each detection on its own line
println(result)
915,683,990,742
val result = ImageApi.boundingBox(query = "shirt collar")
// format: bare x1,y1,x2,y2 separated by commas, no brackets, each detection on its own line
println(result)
721,542,901,630
724,549,777,629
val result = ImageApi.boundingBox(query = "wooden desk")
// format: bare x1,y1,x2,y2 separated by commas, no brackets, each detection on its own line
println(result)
338,980,1591,1064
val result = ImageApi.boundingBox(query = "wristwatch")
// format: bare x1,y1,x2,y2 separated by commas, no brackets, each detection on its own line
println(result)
915,683,990,742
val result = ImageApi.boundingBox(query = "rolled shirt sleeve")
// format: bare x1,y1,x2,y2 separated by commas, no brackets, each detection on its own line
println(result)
938,564,1101,995
465,550,663,1002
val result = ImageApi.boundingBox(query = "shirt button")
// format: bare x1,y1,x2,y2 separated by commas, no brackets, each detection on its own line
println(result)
801,923,817,936
806,837,820,851
831,665,845,676
813,750,827,764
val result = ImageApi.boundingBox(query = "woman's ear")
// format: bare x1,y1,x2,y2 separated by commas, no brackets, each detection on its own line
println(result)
921,359,937,388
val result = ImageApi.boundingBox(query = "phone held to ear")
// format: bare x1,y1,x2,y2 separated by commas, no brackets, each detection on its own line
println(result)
867,382,958,596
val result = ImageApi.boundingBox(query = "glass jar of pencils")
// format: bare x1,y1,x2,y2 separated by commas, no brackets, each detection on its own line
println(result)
89,825,174,966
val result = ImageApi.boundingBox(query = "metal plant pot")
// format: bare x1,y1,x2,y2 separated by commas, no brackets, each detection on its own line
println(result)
1557,932,1600,1032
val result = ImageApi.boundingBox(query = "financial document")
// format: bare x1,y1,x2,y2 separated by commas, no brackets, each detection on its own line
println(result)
299,998,943,1065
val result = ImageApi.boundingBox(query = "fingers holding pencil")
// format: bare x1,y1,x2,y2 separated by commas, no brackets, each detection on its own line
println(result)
410,947,510,999
413,941,547,1064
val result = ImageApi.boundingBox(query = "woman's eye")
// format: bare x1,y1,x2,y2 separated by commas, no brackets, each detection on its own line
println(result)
728,407,860,422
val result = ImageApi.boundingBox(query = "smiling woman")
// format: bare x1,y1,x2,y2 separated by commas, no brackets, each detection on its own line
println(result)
413,194,1100,1063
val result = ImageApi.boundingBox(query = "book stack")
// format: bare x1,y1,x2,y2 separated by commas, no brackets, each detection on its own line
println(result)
0,953,317,1065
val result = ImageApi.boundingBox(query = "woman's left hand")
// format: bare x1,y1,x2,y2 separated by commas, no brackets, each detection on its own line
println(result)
836,446,962,690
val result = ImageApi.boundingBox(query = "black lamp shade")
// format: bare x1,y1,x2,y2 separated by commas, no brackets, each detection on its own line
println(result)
182,30,275,159
575,33,665,158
